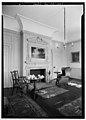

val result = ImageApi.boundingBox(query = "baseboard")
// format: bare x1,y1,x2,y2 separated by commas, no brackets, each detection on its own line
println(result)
69,77,81,81
3,87,13,97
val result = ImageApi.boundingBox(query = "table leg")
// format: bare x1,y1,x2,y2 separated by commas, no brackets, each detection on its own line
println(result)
33,81,36,99
26,84,28,93
56,74,60,86
33,81,36,90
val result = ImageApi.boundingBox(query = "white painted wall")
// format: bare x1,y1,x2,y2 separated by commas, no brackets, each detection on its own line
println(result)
66,41,81,79
67,28,81,42
70,68,81,79
50,41,67,78
67,41,81,68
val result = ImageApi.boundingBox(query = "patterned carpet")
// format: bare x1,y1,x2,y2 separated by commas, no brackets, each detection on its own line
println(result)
68,80,82,88
30,82,55,90
36,86,69,99
7,94,48,118
58,97,82,116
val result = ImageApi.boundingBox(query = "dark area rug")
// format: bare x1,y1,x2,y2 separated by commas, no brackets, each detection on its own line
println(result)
58,97,82,116
7,94,48,118
36,86,68,99
35,83,82,118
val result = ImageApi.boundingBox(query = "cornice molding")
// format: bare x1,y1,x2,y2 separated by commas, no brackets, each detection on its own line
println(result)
3,28,20,36
22,30,51,40
16,14,58,31
66,39,81,44
3,14,16,20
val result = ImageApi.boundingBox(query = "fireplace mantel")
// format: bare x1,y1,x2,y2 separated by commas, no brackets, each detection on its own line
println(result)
22,31,51,82
26,36,48,62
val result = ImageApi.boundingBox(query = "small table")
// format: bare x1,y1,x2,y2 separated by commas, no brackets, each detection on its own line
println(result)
30,79,38,91
54,72,61,86
25,78,39,99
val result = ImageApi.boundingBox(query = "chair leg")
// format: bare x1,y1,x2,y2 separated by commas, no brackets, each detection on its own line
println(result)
16,87,19,93
19,87,24,96
12,87,14,95
56,79,60,86
20,88,22,96
12,87,20,95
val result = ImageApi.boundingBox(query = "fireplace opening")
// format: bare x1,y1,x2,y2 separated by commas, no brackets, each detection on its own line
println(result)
30,69,46,82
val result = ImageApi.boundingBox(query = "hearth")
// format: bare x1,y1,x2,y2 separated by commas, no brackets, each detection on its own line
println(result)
30,69,46,82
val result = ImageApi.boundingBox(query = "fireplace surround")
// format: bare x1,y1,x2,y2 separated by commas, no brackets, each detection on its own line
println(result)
23,31,51,82
26,65,49,82
30,69,46,82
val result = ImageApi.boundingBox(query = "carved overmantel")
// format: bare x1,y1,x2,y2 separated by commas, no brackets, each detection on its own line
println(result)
26,35,49,63
22,31,51,82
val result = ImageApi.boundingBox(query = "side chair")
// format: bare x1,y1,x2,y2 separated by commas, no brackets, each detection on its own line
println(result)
10,70,27,95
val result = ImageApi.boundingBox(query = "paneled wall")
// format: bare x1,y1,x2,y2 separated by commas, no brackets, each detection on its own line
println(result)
3,15,81,88
51,42,67,79
3,29,21,88
66,40,81,79
3,29,81,89
70,68,81,79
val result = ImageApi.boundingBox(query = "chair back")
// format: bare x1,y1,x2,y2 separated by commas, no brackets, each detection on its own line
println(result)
61,67,71,77
65,68,71,76
10,70,19,85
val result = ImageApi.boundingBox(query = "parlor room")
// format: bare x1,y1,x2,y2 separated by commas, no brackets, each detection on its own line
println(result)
2,3,84,118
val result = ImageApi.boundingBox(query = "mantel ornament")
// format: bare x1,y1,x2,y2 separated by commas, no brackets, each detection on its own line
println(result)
26,36,47,45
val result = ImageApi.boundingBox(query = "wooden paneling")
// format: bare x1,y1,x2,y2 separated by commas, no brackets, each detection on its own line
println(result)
4,45,11,88
70,68,81,79
3,29,21,88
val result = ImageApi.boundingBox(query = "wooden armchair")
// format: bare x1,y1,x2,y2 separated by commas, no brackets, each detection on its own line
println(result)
10,70,27,95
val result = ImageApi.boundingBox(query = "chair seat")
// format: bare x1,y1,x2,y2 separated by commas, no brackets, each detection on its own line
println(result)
14,84,20,87
18,82,27,88
59,77,69,83
61,76,69,78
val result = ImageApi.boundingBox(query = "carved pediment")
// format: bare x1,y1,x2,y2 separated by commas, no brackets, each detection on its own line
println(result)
27,36,48,45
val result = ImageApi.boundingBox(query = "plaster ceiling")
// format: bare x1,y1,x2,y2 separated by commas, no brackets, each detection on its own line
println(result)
2,4,83,42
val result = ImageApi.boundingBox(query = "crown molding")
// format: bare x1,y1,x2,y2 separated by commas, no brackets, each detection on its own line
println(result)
16,14,59,31
22,30,51,40
3,28,20,36
3,14,16,20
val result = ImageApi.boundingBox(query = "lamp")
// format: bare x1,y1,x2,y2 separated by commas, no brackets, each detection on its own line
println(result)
63,8,67,48
71,42,74,47
56,43,60,48
63,8,74,48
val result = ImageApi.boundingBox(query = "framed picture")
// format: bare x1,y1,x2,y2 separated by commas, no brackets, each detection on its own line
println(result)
31,47,45,59
71,52,79,62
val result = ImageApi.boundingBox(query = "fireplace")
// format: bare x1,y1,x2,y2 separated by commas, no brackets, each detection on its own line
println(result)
30,69,46,82
24,34,50,82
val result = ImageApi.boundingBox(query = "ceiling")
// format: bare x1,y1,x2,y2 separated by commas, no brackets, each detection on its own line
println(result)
2,4,83,42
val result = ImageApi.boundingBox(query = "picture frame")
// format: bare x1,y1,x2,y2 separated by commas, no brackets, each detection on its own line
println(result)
71,51,79,63
31,47,45,59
